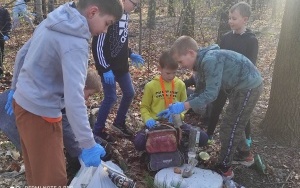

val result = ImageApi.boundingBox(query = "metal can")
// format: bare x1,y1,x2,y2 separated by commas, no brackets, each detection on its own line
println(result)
172,114,183,128
106,168,136,188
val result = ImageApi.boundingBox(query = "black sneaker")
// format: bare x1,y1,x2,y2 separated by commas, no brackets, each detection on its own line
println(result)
232,151,254,167
97,130,116,143
111,123,134,138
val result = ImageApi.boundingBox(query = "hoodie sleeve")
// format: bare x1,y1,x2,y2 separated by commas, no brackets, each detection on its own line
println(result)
93,34,111,73
188,56,223,110
11,39,32,90
140,83,154,123
62,49,96,149
246,37,258,65
2,8,11,37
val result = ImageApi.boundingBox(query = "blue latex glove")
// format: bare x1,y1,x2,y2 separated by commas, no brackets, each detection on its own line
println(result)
169,102,185,114
81,144,106,167
130,53,145,67
3,35,9,41
157,109,171,119
146,119,156,129
103,70,114,85
5,90,15,116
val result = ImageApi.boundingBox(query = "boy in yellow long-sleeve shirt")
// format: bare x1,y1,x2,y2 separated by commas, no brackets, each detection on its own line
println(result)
140,51,187,127
134,51,208,151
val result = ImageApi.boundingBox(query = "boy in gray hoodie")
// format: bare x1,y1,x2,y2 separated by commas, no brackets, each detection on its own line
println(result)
160,36,263,179
4,0,123,186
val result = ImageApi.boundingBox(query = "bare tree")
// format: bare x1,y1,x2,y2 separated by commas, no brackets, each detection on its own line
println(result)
261,0,300,146
177,0,195,37
216,0,237,44
147,0,156,29
34,0,43,24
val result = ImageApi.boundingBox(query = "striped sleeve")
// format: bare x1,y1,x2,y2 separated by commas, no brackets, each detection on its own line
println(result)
95,33,110,70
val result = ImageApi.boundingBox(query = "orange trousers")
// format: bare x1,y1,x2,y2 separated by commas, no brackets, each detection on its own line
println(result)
13,101,67,186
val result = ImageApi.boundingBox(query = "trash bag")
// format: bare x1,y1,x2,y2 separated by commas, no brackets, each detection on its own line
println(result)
70,160,124,188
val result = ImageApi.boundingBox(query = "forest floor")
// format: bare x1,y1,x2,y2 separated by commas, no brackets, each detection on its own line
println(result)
0,4,300,188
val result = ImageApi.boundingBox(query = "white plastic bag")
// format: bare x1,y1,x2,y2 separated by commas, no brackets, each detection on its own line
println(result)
70,160,124,188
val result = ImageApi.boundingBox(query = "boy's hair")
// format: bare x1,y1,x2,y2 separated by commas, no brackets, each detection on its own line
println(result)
229,2,251,18
170,36,198,56
159,51,178,70
85,68,102,92
77,0,123,21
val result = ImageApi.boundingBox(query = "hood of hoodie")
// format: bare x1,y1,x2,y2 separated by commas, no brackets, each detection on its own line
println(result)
195,44,220,69
44,3,91,40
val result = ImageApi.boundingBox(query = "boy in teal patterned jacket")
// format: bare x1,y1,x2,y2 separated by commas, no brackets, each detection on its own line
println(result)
160,36,263,179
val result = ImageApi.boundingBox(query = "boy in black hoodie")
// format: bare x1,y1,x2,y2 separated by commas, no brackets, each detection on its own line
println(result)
0,3,11,75
91,0,144,142
207,2,258,147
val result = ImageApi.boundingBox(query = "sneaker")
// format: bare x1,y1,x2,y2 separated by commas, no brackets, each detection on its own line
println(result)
112,123,134,138
232,151,254,167
97,130,116,143
214,165,234,179
246,137,252,147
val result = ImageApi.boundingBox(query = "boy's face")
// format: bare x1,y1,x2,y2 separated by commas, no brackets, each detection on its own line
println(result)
172,50,197,70
228,9,248,33
159,66,177,82
123,0,139,13
86,6,115,36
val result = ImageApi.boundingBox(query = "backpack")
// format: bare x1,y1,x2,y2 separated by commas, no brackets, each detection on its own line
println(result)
145,124,185,171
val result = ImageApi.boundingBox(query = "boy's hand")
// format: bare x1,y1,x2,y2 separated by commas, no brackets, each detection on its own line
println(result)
80,144,106,167
103,70,115,85
169,102,185,114
146,119,156,128
5,90,15,116
130,53,145,68
3,35,9,41
157,109,171,119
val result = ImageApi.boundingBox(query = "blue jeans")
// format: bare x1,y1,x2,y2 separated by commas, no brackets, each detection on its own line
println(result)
93,72,135,135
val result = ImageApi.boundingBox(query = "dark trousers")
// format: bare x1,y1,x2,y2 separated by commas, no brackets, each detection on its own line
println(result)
218,84,263,168
0,40,4,65
207,89,251,139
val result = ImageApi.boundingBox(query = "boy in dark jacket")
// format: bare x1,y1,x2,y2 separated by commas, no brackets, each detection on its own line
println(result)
161,36,263,179
92,0,144,142
0,4,12,75
207,2,258,146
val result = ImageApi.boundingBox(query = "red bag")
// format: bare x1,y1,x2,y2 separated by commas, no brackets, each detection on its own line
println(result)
145,124,179,154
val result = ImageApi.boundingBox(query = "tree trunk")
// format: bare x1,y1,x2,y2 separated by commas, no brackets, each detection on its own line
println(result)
48,0,55,13
34,0,43,24
177,0,195,37
261,0,300,146
216,0,237,44
168,0,175,17
147,0,156,29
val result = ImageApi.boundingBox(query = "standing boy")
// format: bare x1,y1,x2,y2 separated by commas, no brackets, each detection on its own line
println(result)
92,0,144,142
12,0,35,30
0,3,12,75
6,0,123,186
207,2,258,146
164,36,263,178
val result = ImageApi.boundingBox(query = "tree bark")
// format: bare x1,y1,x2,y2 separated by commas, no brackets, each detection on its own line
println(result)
147,0,156,29
48,0,55,13
34,0,43,24
177,0,195,37
216,0,237,44
261,0,300,146
168,0,175,17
